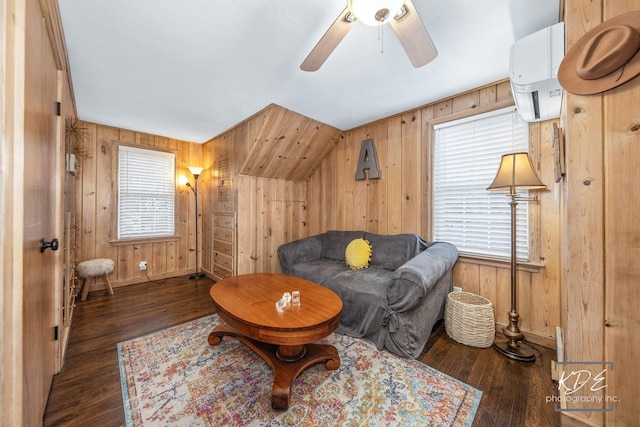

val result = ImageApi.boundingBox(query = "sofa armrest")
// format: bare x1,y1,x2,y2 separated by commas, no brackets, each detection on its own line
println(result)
277,234,325,274
387,242,458,311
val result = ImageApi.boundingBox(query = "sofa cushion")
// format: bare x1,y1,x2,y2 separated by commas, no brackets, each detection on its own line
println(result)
289,259,350,285
364,232,427,270
321,230,365,261
345,238,372,270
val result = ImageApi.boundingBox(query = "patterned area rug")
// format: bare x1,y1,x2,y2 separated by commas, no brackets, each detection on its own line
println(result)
118,315,481,426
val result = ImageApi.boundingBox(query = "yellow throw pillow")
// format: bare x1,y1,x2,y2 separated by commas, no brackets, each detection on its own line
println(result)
345,238,372,270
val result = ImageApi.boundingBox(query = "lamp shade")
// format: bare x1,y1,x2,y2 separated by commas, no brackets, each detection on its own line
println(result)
347,0,405,26
187,166,204,177
487,152,547,191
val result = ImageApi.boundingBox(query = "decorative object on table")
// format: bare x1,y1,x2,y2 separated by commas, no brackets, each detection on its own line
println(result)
558,11,640,95
487,152,546,362
77,258,115,301
118,314,482,426
183,166,205,280
445,291,495,348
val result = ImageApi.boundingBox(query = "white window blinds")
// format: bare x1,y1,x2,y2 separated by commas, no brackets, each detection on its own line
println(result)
433,107,531,260
118,146,175,239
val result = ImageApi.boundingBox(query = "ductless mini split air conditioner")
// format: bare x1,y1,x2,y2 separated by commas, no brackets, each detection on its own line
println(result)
510,22,565,122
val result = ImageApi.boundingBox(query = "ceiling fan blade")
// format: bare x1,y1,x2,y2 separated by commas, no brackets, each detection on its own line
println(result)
300,7,356,72
389,0,438,68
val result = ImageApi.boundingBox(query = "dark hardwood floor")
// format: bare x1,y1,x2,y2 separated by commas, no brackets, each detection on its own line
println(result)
44,276,561,426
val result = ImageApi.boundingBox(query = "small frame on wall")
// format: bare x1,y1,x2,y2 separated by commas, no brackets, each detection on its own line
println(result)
552,123,566,183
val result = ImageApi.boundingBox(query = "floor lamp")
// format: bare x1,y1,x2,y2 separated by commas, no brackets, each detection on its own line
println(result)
185,166,205,280
487,152,546,362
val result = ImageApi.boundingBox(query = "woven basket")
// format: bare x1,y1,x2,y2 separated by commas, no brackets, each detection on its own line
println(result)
445,291,495,348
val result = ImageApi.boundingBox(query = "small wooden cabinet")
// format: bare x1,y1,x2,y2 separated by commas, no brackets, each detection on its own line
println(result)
212,212,236,280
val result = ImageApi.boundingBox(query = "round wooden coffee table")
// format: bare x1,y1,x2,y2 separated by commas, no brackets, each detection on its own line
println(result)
208,273,343,410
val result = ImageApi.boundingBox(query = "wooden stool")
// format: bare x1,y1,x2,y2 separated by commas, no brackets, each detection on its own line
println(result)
77,258,115,301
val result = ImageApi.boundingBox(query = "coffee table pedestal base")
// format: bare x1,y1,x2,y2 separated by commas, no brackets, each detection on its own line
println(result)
208,324,340,410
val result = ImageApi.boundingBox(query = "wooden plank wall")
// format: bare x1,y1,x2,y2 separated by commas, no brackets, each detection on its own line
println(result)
201,114,310,276
562,0,640,425
75,122,203,291
307,80,562,347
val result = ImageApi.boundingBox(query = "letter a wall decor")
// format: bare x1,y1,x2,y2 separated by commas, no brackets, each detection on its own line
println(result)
355,139,381,180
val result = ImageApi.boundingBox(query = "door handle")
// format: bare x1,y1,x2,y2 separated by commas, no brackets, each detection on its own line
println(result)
40,238,59,253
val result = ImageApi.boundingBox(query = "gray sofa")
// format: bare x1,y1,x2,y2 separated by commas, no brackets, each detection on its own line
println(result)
277,230,458,358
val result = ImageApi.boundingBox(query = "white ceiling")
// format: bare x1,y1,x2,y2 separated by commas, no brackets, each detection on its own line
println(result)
57,0,560,143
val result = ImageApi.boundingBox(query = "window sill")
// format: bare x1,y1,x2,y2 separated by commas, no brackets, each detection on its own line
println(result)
457,253,545,273
110,236,181,246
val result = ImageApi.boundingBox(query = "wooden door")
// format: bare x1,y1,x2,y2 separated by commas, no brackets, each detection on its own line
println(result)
22,0,60,423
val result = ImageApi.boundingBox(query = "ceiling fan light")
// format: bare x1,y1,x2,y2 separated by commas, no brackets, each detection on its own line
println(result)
347,0,405,26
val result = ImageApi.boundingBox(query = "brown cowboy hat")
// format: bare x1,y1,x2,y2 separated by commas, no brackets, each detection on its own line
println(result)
558,11,640,95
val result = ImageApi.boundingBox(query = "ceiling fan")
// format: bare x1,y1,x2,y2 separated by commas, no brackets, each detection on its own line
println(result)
300,0,438,72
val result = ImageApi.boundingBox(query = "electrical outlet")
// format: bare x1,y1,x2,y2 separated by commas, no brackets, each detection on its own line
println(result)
139,261,147,271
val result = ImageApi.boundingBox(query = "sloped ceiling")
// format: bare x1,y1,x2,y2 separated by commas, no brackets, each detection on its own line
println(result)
57,0,560,143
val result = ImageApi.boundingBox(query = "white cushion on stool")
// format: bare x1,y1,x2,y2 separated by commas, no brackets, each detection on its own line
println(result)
77,258,115,278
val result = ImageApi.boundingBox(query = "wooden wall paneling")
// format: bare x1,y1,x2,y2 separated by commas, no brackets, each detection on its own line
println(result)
240,105,285,177
368,121,387,234
420,105,434,239
260,111,307,178
95,127,118,285
76,122,201,290
433,98,453,119
495,80,514,103
293,179,308,241
478,265,498,312
517,270,533,333
562,0,605,421
307,146,337,235
117,245,134,282
605,82,640,427
386,116,403,233
80,123,97,263
335,130,354,230
235,175,251,274
291,124,341,181
452,262,480,293
272,120,311,180
452,91,480,114
479,85,498,107
603,3,640,424
400,111,421,233
351,126,369,231
363,123,380,233
253,176,266,272
264,178,279,272
238,104,341,181
531,120,561,341
495,267,511,327
152,242,168,275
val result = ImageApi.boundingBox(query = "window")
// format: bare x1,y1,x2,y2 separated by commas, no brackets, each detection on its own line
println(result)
117,146,175,239
433,107,531,260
